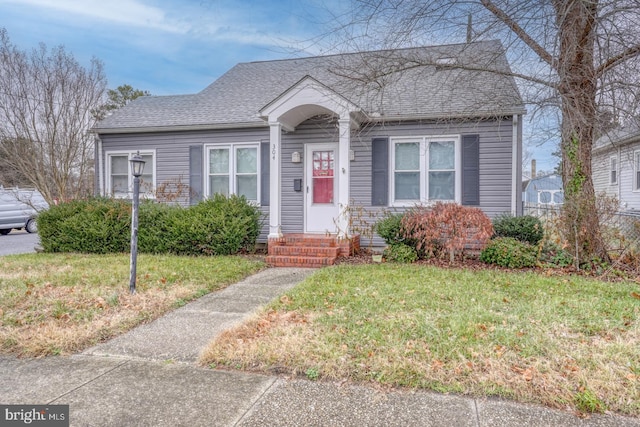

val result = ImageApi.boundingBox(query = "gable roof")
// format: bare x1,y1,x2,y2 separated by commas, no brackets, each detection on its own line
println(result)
95,40,525,134
593,119,640,152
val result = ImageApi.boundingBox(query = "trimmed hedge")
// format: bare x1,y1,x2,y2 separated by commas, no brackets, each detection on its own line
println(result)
492,214,544,245
38,195,262,255
38,198,131,254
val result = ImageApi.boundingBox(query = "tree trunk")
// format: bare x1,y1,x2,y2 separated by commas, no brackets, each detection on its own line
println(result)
555,0,610,264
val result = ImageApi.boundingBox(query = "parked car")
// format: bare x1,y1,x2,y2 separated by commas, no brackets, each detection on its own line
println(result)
0,188,49,235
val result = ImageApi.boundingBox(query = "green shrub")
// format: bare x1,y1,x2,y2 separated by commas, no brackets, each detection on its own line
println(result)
138,201,178,254
38,198,130,253
375,214,404,245
492,214,544,245
181,194,262,255
539,241,574,267
383,243,418,263
39,194,262,256
480,237,538,268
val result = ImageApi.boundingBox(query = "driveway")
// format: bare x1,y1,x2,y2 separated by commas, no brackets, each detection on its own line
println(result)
0,230,40,256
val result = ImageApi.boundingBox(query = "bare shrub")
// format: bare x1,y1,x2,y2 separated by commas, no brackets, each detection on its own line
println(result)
402,202,494,262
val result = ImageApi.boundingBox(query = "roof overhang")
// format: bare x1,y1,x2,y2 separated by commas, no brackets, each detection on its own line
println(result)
93,121,268,135
593,128,640,154
259,75,364,131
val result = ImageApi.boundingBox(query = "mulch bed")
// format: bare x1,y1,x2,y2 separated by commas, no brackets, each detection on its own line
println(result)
251,245,640,282
334,249,640,282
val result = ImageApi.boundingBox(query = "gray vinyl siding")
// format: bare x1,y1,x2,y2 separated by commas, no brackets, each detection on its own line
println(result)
280,134,306,234
99,116,517,245
349,118,515,246
592,149,615,198
349,118,515,217
593,142,640,211
278,116,516,246
98,127,271,239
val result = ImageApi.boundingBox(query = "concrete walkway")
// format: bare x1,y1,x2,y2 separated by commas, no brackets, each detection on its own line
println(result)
1,268,638,426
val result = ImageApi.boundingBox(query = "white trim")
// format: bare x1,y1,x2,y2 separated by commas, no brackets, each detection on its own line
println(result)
618,146,622,202
610,154,618,186
337,119,351,236
104,150,156,198
389,135,461,206
633,150,640,192
304,142,339,233
203,142,261,203
511,114,519,215
97,137,103,196
259,76,362,131
269,122,282,238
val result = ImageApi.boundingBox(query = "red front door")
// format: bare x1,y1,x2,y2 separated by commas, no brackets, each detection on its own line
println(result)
305,144,339,233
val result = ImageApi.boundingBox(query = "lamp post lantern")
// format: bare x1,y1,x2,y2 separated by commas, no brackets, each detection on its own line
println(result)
129,151,145,294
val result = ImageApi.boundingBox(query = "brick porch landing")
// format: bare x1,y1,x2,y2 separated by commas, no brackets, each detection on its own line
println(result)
266,234,361,268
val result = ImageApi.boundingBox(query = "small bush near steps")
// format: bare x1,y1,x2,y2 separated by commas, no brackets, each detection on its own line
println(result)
375,213,405,245
480,237,538,268
383,243,418,263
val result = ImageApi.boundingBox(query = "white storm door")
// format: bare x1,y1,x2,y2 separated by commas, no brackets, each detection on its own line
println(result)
305,143,339,233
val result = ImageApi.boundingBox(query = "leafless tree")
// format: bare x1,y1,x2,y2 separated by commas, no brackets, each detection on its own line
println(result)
0,29,107,203
316,0,640,262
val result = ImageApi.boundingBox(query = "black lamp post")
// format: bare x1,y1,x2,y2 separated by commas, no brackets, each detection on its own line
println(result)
129,151,145,294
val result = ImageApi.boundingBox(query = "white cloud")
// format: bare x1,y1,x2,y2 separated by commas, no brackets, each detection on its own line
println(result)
1,0,188,33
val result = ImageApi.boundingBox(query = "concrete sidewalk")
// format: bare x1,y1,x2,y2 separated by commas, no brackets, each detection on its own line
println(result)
1,268,638,426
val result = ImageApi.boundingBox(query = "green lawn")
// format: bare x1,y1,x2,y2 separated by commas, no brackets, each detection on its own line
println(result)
201,264,640,416
0,253,264,357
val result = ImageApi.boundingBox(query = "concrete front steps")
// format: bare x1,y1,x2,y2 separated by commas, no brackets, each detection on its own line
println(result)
266,234,360,268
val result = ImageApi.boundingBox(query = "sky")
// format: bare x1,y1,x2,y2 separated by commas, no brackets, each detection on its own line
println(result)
0,0,557,174
0,0,334,95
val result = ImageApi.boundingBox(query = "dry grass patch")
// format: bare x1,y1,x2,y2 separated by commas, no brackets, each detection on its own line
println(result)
0,253,264,357
200,264,640,416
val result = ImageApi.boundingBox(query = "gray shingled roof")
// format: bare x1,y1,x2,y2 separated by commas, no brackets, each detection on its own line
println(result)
95,40,525,133
593,119,640,151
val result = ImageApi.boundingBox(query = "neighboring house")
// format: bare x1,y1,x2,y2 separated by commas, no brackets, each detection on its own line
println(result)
93,40,525,257
522,173,564,207
592,121,640,211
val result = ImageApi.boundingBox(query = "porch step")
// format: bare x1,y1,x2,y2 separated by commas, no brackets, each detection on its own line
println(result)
269,245,340,258
265,255,336,268
267,234,360,268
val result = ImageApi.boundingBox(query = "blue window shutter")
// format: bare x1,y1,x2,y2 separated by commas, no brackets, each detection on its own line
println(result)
371,138,389,206
189,145,203,205
461,134,480,206
260,142,270,206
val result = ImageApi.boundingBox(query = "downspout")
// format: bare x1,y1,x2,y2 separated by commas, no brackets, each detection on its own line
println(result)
511,114,520,215
96,136,103,197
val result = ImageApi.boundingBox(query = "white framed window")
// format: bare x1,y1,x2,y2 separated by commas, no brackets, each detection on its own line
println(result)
610,155,618,185
205,143,260,202
390,136,461,205
105,150,155,198
538,190,564,205
634,151,640,191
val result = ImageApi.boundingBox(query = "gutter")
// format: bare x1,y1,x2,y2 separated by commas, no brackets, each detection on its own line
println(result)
93,108,528,135
93,121,269,135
